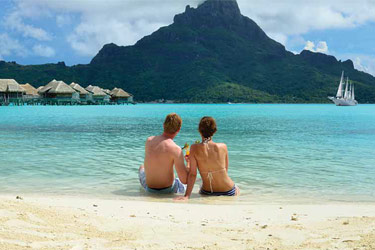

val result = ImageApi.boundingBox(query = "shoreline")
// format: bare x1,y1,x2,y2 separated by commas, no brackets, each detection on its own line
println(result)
2,103,375,106
1,194,374,249
2,189,375,206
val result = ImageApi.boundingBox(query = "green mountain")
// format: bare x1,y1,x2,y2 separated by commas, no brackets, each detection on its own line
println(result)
1,0,375,103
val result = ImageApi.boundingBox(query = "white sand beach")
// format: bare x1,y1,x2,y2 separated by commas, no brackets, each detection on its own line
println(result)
1,195,374,250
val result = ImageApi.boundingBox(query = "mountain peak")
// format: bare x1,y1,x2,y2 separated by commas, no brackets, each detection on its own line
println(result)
198,0,241,16
174,0,242,26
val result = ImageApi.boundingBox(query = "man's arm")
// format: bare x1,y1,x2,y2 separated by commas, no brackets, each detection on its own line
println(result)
174,146,197,201
173,147,189,184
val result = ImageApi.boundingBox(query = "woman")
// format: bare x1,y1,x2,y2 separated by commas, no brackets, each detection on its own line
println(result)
176,116,240,200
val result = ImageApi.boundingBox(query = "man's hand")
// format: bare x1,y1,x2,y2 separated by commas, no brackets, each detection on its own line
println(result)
185,155,190,172
173,196,189,202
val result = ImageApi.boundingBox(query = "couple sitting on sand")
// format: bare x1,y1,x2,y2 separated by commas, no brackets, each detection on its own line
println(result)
139,113,240,200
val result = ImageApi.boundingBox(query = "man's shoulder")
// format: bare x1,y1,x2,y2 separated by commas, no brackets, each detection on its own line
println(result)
146,136,156,142
147,136,180,151
166,139,180,149
163,140,181,155
146,136,157,143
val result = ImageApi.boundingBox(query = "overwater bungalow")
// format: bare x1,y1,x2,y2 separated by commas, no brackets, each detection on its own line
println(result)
0,79,25,106
70,82,90,104
85,85,110,105
110,88,133,104
38,80,79,105
1,79,136,106
20,83,40,104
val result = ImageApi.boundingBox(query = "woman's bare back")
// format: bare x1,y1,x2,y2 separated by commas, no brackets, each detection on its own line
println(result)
193,141,235,192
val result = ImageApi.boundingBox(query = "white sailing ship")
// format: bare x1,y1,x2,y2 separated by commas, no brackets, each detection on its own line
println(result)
328,71,358,106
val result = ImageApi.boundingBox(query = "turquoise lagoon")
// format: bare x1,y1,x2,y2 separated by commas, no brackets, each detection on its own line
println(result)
0,104,374,203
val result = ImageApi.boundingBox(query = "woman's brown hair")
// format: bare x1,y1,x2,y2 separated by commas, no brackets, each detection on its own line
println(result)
199,116,217,139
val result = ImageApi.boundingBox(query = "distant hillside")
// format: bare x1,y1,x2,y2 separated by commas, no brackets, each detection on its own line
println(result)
1,0,375,103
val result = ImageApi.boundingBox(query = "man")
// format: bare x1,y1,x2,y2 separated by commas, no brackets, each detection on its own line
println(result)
139,113,189,194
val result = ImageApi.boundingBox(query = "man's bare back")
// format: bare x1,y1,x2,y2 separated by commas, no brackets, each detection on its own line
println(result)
138,113,188,194
143,135,187,189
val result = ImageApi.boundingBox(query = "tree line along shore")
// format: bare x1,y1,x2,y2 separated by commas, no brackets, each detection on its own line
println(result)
0,79,134,106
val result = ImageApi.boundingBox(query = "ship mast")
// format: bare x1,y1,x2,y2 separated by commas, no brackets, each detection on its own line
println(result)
344,77,349,99
336,71,344,98
352,83,355,101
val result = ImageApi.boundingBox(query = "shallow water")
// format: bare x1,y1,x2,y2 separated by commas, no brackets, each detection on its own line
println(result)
0,104,374,204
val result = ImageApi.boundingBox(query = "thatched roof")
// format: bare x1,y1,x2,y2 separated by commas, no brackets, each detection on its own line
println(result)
85,85,107,97
70,82,89,95
110,88,131,98
86,85,93,91
20,83,39,96
38,80,75,94
37,86,44,91
102,89,111,95
0,79,25,93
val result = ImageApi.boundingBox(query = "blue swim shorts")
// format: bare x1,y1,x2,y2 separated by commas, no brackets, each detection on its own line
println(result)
139,168,186,194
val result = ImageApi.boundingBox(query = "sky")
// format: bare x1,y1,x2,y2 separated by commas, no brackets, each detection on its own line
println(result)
0,0,374,76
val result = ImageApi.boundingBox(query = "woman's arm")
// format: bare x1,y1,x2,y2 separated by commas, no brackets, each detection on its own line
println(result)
224,144,229,172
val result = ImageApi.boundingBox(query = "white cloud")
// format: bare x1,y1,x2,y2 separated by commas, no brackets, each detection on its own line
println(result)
4,12,51,41
0,33,28,59
32,44,56,57
67,17,166,56
304,40,329,54
60,1,200,56
239,0,375,38
304,41,315,51
316,41,329,53
353,55,375,76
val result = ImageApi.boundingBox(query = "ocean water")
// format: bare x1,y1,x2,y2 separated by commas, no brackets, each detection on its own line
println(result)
0,104,374,204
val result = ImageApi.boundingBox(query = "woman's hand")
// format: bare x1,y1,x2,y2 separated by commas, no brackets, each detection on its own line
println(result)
173,196,189,202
